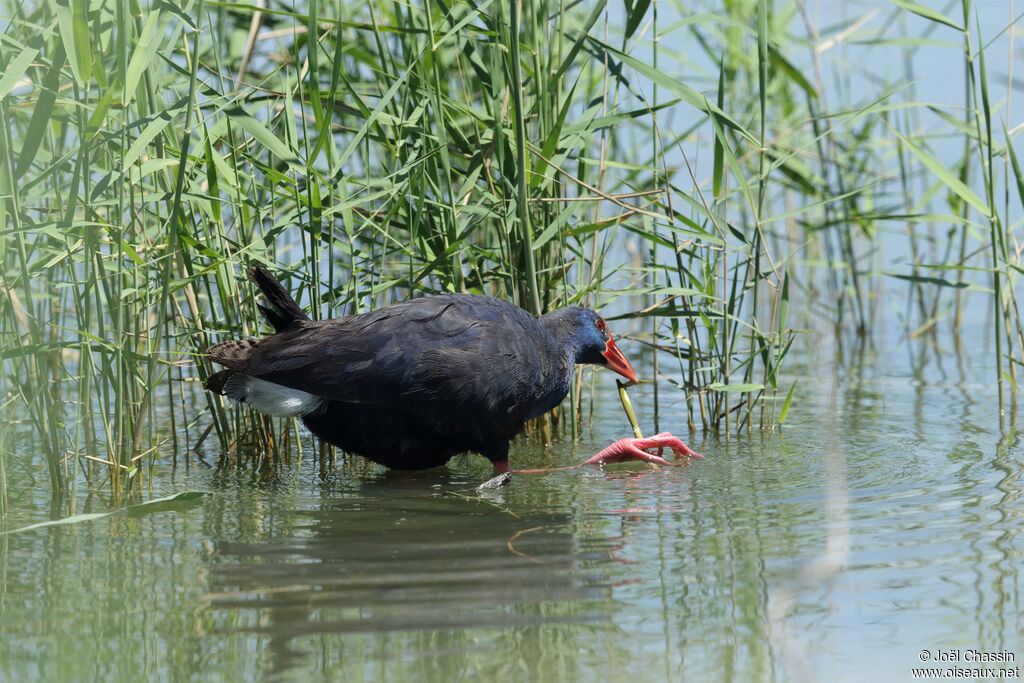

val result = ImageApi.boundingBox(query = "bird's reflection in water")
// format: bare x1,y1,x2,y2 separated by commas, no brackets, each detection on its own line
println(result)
203,468,607,678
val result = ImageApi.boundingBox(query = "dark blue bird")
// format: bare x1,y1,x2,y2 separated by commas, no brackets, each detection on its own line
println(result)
206,267,698,473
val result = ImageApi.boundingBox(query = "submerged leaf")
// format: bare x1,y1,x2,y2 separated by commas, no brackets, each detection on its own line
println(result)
1,492,208,535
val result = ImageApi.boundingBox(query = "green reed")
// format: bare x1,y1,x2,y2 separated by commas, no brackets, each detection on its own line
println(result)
0,0,1021,504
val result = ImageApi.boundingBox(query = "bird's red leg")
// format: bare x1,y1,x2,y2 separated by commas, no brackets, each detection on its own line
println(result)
491,459,580,475
510,463,583,474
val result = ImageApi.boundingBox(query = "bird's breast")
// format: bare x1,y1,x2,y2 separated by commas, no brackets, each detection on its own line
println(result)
523,353,574,420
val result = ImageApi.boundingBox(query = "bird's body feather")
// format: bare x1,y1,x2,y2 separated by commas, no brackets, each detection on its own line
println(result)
207,284,574,469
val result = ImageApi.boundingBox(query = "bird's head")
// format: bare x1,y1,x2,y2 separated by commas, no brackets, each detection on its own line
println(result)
541,307,638,384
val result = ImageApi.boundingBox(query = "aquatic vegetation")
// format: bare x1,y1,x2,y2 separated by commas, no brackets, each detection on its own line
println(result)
0,0,1021,503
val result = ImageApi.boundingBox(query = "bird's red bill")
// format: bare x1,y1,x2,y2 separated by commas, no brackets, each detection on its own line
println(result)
602,336,638,384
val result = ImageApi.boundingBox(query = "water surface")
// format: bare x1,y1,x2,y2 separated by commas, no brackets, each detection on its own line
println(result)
1,323,1022,681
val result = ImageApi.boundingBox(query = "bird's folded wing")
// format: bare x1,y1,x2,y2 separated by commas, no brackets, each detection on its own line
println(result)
220,296,545,432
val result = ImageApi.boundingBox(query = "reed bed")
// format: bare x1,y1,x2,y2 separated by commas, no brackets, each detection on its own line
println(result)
1,0,1021,504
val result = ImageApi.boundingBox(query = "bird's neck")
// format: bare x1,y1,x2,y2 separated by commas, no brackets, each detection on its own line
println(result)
539,311,584,363
521,313,576,420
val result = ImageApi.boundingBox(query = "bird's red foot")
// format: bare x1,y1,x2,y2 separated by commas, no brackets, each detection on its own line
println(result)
582,432,702,467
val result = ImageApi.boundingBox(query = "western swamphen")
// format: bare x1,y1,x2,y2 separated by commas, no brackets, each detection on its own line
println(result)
205,267,700,475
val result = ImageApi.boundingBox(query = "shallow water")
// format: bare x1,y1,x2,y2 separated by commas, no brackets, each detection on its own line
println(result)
2,323,1023,682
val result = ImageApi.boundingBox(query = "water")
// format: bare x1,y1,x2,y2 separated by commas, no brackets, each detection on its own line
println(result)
2,319,1022,682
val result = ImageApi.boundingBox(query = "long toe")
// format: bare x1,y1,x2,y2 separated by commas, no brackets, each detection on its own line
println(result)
645,432,703,459
623,443,675,466
583,433,702,466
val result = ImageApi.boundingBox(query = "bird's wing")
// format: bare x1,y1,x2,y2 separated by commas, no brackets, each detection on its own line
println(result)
212,296,556,437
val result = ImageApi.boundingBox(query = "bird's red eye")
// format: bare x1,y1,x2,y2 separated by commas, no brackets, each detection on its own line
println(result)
596,318,606,333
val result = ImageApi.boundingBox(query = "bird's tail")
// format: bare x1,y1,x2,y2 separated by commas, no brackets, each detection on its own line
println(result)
205,368,236,395
204,367,323,416
248,265,310,332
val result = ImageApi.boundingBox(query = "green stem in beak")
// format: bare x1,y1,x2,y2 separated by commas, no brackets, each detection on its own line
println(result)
616,380,644,439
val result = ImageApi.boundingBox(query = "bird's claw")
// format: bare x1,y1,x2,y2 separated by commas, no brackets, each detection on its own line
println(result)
477,471,512,491
583,432,702,467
